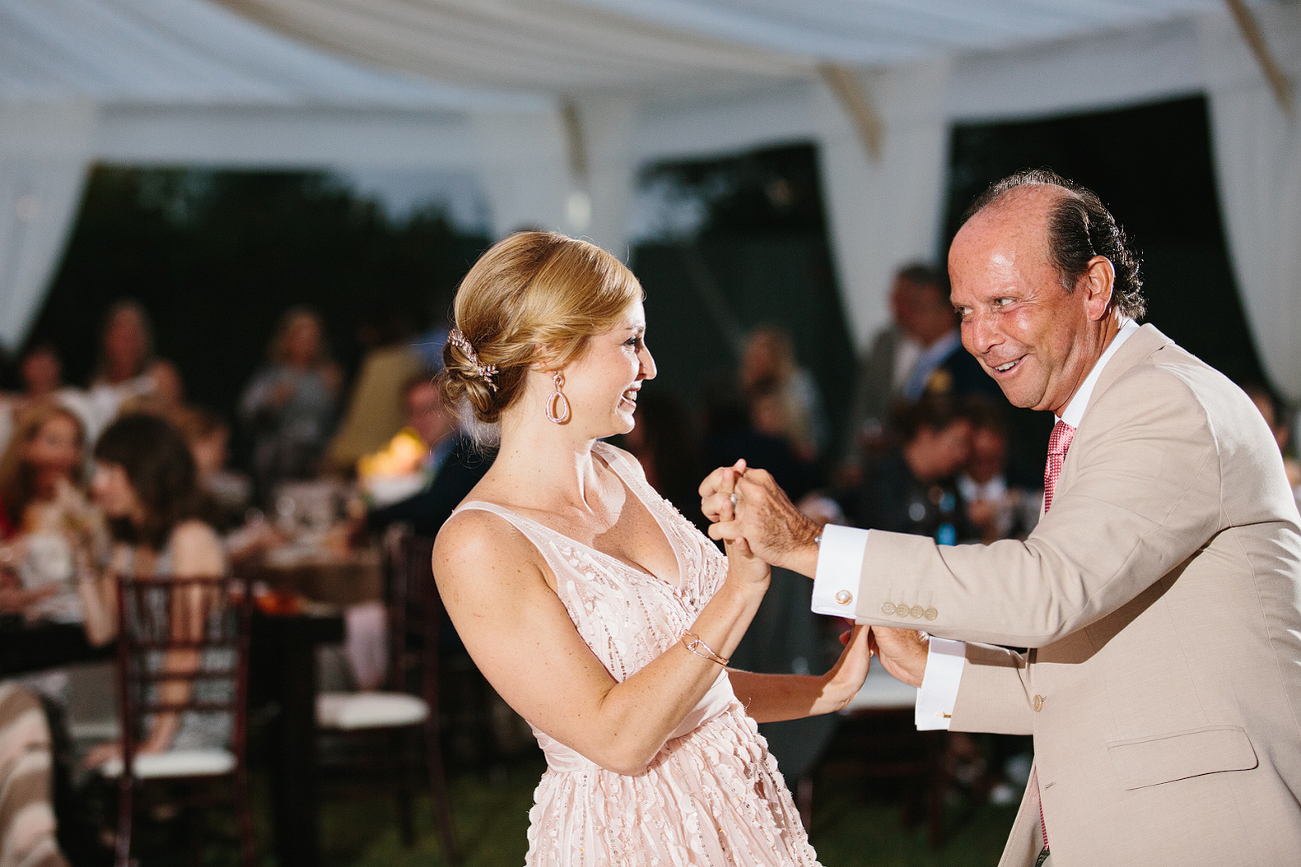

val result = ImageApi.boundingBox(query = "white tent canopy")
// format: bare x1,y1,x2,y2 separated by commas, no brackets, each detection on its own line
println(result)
2,0,1298,395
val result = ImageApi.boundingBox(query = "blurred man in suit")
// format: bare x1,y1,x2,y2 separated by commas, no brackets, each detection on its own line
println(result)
841,263,999,483
365,374,491,536
704,169,1301,866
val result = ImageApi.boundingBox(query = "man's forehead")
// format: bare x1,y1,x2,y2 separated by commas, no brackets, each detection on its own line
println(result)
950,189,1059,279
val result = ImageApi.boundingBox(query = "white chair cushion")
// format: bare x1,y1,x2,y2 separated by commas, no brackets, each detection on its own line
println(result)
316,691,428,730
99,749,236,779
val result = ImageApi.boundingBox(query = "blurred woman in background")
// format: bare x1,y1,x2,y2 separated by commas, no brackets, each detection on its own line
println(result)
239,306,342,502
0,401,107,626
80,413,228,766
82,301,183,440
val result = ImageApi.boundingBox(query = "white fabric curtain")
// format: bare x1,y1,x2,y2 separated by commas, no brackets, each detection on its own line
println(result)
471,108,572,239
1200,3,1301,400
0,101,95,351
576,95,639,260
814,60,951,351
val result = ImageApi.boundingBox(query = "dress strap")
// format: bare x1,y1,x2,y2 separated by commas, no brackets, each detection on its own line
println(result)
451,500,572,577
453,500,560,543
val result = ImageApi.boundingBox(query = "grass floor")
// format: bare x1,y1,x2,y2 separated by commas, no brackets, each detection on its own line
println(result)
308,756,1017,867
114,740,1015,866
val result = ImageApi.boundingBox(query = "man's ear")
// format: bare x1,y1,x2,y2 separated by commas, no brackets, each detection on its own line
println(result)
1081,255,1115,321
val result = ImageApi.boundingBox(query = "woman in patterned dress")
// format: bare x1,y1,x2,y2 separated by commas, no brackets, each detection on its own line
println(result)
433,232,872,866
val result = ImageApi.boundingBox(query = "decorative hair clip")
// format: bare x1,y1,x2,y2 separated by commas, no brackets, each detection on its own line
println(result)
448,328,498,392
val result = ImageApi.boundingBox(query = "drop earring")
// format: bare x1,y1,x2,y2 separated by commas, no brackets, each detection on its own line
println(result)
545,371,570,424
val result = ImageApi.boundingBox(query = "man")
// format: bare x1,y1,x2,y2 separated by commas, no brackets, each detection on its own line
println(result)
704,170,1301,866
841,264,998,480
838,264,933,468
364,373,492,536
958,394,1041,544
840,394,976,546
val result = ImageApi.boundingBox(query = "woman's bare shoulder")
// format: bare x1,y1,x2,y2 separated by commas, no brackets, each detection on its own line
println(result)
168,519,226,574
434,507,539,582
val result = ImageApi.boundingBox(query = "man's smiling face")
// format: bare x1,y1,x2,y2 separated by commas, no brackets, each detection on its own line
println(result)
948,187,1102,416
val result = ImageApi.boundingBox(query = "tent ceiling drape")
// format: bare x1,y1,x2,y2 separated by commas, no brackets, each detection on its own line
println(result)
214,0,1239,91
2,0,1297,396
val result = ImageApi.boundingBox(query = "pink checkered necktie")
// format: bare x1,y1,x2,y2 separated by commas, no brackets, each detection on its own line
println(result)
1043,420,1076,513
1037,418,1075,859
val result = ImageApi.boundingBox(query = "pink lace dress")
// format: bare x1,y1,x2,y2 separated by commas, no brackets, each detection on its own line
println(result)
454,443,820,866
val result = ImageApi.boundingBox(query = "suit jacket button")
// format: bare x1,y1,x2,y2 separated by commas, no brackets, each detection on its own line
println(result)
909,605,924,619
1032,695,1044,712
896,602,909,617
923,607,938,621
881,602,895,615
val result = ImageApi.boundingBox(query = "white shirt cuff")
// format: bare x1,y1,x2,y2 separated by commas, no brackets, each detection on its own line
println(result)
811,524,868,617
915,637,965,730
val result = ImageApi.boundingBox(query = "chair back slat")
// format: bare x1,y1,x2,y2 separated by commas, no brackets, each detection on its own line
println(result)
114,573,252,777
382,526,442,695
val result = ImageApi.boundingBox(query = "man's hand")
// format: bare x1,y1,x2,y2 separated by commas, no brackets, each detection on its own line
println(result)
700,464,820,577
868,626,929,688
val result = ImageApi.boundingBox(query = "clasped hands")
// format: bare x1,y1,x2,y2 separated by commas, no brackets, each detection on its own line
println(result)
699,460,930,688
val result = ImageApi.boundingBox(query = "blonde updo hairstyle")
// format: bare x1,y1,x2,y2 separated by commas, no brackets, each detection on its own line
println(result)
440,232,644,428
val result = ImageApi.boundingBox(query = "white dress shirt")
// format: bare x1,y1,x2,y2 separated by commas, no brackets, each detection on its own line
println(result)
812,319,1139,729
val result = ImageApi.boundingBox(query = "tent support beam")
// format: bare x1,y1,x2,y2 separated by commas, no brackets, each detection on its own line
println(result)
560,99,589,184
819,64,885,161
1223,0,1295,118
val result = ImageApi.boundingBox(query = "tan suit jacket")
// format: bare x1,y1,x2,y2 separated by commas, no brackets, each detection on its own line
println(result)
850,325,1301,866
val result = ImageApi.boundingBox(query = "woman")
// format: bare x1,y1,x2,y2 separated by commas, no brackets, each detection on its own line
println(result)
239,306,342,499
738,325,827,462
0,401,106,624
83,301,183,440
433,232,871,865
81,413,228,766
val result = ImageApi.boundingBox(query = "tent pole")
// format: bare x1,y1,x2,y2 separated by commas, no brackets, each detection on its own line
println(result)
1222,0,1295,118
560,99,589,184
818,64,885,161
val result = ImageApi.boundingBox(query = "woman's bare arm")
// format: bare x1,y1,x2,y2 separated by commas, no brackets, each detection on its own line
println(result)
727,626,872,723
434,507,769,776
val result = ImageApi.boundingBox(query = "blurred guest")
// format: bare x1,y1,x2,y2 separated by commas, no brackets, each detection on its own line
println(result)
701,379,821,506
894,268,997,406
839,394,976,545
172,407,250,532
0,344,67,459
81,413,229,766
841,266,1002,483
325,309,425,475
0,402,107,626
614,390,705,529
839,263,938,476
17,344,63,407
76,301,182,442
957,395,1041,544
1242,381,1301,491
738,325,826,461
362,373,492,537
239,307,342,502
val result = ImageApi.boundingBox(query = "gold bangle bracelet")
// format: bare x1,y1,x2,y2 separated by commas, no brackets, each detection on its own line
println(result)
680,630,729,666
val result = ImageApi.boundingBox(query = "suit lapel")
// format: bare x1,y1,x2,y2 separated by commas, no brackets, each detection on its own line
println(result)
1052,323,1171,500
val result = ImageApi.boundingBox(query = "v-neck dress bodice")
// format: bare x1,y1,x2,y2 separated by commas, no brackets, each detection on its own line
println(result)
453,442,818,866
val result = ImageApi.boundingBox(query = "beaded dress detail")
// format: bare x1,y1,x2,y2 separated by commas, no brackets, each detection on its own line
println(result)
454,443,819,866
